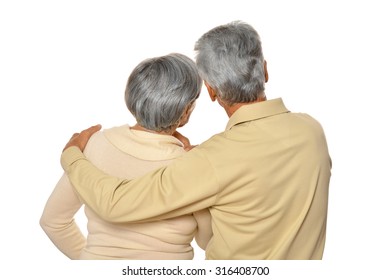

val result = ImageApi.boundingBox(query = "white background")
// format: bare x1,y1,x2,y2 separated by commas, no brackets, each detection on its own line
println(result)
1,0,389,279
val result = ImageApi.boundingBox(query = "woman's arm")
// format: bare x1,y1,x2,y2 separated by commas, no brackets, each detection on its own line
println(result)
193,209,213,250
172,130,197,151
39,173,86,259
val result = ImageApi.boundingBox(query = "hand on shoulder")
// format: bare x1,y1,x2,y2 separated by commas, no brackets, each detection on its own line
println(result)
63,124,102,152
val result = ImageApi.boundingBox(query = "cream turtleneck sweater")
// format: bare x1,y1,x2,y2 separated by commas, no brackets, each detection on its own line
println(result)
40,125,212,259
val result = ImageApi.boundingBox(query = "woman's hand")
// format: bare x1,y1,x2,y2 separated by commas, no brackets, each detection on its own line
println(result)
172,130,197,151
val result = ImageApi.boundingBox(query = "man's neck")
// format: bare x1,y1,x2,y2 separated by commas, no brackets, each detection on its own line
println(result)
225,94,267,117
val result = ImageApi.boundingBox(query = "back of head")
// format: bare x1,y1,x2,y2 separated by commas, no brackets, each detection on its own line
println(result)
195,21,266,105
125,53,202,132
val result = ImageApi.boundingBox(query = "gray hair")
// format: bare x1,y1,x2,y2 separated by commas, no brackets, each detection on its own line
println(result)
195,21,265,105
125,53,202,132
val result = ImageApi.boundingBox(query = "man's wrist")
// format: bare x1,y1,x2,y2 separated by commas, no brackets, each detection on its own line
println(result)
61,146,85,172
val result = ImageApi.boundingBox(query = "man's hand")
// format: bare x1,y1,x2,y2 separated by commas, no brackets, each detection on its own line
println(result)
63,124,102,152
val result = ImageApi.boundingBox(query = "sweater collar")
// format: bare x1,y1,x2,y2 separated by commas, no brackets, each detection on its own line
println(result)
103,125,185,161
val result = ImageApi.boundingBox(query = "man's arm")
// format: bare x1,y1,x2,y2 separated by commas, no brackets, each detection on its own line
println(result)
61,126,219,223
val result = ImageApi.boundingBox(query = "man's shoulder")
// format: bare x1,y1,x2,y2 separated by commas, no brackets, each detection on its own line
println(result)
197,131,227,149
290,112,325,131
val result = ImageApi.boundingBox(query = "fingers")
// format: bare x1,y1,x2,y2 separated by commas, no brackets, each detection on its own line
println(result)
184,145,198,151
62,124,102,152
81,124,102,136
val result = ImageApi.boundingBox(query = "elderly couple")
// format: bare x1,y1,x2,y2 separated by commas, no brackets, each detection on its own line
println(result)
40,21,331,260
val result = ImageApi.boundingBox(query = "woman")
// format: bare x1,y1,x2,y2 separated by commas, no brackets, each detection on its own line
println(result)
40,53,212,259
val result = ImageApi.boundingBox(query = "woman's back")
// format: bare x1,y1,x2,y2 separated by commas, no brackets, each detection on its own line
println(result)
80,125,202,259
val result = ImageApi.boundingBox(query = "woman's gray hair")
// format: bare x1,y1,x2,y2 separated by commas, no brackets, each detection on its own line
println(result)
125,53,202,132
195,21,265,105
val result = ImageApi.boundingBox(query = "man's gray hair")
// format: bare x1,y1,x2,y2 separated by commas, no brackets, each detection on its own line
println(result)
125,53,202,132
195,21,265,105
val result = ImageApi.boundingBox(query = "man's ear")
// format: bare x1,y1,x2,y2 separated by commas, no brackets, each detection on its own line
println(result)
264,60,269,83
205,82,217,102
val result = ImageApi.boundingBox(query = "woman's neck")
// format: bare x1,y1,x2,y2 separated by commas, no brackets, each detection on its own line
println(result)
130,123,174,135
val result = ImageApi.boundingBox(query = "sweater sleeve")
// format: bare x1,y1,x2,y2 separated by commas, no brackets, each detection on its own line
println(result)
39,173,86,259
193,209,213,250
61,146,219,223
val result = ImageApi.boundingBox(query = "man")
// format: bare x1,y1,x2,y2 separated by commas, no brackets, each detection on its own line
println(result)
61,21,331,259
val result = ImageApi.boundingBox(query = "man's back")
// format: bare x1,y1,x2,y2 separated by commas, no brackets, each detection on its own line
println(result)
198,98,331,259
